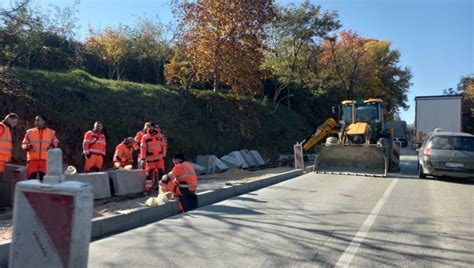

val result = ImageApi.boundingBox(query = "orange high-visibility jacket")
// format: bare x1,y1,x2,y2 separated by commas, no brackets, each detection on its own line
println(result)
22,128,59,161
168,161,198,193
140,132,166,162
0,122,13,163
83,130,106,156
113,143,133,164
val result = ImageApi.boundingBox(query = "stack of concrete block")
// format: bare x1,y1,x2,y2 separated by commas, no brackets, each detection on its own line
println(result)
108,169,146,196
214,158,229,173
189,162,207,175
0,164,26,207
250,150,266,166
65,172,111,199
220,154,241,169
196,155,224,174
240,149,257,168
229,151,249,169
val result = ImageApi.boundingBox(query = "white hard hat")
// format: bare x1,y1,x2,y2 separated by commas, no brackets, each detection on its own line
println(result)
64,165,77,175
434,128,442,133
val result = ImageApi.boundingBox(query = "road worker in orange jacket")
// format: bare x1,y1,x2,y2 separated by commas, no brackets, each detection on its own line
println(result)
134,122,150,169
83,121,106,172
113,137,134,169
160,154,198,213
0,113,19,175
22,115,59,180
156,125,167,173
140,123,166,193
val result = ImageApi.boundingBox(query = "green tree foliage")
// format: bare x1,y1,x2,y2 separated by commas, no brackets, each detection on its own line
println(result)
457,75,474,133
264,1,340,108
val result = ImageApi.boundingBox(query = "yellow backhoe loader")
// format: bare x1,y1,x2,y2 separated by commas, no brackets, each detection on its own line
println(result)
299,98,392,177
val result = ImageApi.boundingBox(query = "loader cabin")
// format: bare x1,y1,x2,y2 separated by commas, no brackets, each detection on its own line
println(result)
340,98,384,125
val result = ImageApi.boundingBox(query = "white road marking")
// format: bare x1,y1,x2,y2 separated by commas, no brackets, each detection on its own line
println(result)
336,178,399,267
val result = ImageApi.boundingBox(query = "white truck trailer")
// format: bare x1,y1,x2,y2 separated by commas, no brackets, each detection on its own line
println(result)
415,94,462,146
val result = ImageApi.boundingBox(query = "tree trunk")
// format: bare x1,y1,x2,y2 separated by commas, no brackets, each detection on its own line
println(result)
213,72,218,93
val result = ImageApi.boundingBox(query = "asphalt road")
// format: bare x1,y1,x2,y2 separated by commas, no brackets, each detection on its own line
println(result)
88,150,473,267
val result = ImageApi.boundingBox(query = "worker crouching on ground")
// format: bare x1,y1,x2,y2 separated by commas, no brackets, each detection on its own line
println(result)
21,115,59,180
83,121,106,172
113,137,134,169
140,123,166,193
0,113,19,175
160,154,198,213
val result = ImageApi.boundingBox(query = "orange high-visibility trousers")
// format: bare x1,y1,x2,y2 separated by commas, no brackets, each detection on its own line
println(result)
0,161,6,174
84,154,104,172
26,160,47,179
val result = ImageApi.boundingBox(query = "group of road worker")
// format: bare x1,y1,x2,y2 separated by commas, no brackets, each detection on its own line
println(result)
0,113,198,212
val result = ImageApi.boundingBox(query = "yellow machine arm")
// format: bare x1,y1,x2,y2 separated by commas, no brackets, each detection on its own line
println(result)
301,118,338,151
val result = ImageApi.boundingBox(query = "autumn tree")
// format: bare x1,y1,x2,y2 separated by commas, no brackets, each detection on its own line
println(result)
164,47,196,90
85,26,129,80
319,30,411,117
172,0,273,94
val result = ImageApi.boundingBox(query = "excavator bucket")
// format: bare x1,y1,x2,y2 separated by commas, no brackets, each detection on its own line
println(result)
314,144,388,177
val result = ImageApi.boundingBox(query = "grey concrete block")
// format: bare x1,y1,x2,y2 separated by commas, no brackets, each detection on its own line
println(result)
240,149,257,167
65,172,111,199
96,209,142,238
249,150,266,166
230,151,248,169
0,164,26,207
214,158,229,173
0,241,10,267
140,202,174,225
197,190,219,208
190,162,207,175
221,155,242,169
196,155,217,174
108,169,146,196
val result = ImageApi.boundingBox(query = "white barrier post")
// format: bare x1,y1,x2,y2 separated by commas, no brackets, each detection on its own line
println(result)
9,149,93,268
293,143,304,170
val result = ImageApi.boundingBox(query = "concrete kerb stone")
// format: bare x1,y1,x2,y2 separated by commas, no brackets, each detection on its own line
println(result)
140,202,175,225
196,190,219,208
65,172,111,199
0,169,304,266
90,218,102,241
215,186,237,202
95,210,143,238
231,183,251,196
0,241,10,267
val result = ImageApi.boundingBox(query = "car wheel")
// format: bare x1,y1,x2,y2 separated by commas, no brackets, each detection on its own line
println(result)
418,164,427,179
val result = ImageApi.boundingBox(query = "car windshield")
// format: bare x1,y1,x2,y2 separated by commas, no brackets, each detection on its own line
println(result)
356,103,379,122
430,136,474,151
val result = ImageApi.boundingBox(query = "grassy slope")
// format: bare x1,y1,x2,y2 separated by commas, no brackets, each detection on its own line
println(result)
0,68,310,169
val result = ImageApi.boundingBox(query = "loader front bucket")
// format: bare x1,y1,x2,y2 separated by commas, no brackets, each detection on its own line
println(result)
315,144,388,177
